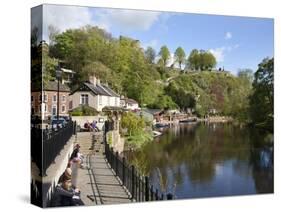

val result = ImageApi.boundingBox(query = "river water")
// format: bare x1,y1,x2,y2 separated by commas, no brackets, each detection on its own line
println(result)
126,122,273,199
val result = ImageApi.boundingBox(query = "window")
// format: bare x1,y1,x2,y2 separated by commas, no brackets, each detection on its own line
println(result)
31,107,35,115
53,95,57,102
80,94,89,105
39,95,42,102
44,104,48,112
62,95,66,102
31,96,34,102
52,105,57,116
43,94,48,102
62,105,66,113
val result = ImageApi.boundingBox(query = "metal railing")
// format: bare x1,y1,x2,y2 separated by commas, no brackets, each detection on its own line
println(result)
104,126,173,201
31,121,76,176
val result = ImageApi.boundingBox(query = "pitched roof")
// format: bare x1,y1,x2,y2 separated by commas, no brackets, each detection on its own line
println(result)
100,84,119,97
84,82,110,96
32,81,70,92
71,81,120,97
43,81,70,92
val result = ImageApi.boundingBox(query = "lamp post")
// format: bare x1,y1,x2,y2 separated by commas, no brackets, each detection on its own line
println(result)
56,66,62,121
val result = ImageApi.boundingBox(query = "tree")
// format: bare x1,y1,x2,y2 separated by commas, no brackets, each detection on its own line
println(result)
187,49,216,71
158,45,170,66
145,46,156,64
237,69,254,84
174,47,186,70
249,58,274,132
204,51,217,70
121,112,145,136
187,49,200,70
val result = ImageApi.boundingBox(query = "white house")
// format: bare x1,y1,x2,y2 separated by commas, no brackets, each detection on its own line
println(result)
120,97,140,111
69,76,121,112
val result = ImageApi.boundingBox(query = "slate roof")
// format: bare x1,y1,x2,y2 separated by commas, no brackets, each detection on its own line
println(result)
71,81,120,97
32,81,70,92
44,81,70,92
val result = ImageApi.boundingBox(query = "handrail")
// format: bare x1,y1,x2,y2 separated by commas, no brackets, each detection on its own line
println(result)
31,121,76,176
103,123,173,201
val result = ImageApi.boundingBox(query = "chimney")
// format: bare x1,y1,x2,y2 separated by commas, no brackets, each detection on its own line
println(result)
97,79,100,86
89,75,97,86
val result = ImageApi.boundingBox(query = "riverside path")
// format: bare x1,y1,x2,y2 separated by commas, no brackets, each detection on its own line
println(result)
74,132,132,206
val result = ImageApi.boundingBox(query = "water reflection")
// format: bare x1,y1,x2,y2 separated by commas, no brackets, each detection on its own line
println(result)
126,123,273,199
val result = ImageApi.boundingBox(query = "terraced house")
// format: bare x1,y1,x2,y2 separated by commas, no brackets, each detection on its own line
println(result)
69,76,121,112
31,81,70,120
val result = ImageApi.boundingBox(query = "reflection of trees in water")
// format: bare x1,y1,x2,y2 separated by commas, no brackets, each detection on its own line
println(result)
250,148,273,193
127,123,273,194
248,128,273,193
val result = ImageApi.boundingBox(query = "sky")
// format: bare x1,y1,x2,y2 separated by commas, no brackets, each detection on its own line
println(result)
32,4,274,75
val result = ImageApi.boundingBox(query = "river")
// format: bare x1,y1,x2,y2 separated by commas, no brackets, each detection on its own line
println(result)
125,122,273,199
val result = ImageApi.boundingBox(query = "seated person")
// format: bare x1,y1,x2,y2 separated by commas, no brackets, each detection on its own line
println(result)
91,120,99,132
83,121,91,131
56,169,83,206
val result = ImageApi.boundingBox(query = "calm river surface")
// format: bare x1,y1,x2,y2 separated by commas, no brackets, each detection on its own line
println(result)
126,123,273,199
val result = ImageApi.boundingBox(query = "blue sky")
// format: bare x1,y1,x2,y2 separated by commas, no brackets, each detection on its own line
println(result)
38,4,274,75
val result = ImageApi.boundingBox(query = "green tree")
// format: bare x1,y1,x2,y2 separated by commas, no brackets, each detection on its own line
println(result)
121,112,145,136
145,46,156,64
187,49,216,71
158,45,170,66
204,51,217,70
249,58,274,132
187,49,200,70
237,69,254,84
174,47,186,70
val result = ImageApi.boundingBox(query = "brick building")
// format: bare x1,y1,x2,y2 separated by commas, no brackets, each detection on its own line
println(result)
31,81,70,120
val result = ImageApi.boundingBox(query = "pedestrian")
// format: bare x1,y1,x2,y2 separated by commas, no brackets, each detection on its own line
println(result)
70,157,80,189
56,168,83,206
70,144,88,169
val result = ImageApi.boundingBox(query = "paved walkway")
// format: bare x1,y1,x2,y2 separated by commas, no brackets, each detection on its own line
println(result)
75,132,132,206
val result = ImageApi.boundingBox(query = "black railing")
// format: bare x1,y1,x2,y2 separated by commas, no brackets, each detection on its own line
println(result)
31,121,76,176
104,128,173,201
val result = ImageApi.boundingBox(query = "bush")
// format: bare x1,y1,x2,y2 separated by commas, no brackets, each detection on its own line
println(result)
121,112,145,136
69,105,99,116
126,131,153,149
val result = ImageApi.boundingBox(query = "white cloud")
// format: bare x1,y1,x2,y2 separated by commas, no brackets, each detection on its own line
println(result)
43,5,93,41
209,47,225,63
154,53,185,69
93,8,161,32
225,32,232,40
209,44,239,63
42,5,163,42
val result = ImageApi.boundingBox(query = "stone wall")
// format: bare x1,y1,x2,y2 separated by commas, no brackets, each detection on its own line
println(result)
72,115,108,131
